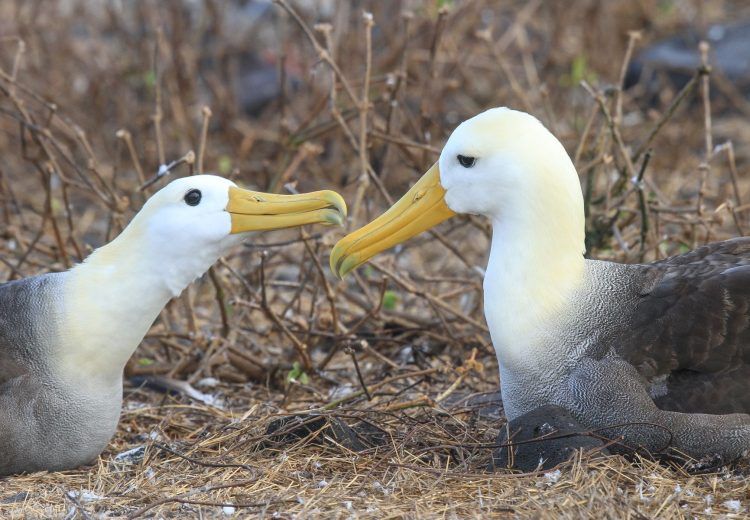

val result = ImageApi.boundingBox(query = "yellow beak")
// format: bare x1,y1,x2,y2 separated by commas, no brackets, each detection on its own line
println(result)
330,162,456,278
227,186,347,233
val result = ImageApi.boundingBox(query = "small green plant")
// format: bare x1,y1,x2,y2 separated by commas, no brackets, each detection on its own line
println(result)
143,70,157,89
218,155,232,175
382,290,399,310
560,55,597,87
286,361,309,385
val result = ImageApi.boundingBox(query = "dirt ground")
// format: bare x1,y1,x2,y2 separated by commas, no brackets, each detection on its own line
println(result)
1,0,750,518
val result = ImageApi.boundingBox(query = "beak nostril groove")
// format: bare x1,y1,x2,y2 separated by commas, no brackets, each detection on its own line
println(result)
227,187,346,234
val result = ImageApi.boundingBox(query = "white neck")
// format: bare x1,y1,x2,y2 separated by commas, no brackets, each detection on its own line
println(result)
482,164,586,368
55,222,228,384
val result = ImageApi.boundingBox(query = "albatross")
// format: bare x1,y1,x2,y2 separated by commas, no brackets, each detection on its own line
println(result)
330,107,750,463
0,174,346,476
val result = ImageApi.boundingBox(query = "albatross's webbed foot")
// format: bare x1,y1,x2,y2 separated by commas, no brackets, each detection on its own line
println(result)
490,404,610,472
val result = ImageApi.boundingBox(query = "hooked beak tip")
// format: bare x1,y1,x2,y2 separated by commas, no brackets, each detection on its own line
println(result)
329,243,344,278
323,209,345,227
320,191,347,228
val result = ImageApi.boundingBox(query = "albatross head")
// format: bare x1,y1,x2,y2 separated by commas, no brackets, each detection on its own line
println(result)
86,174,346,296
330,107,585,278
136,174,346,253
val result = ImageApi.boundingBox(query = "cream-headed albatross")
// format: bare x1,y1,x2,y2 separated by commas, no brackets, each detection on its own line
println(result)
0,175,345,476
331,107,750,462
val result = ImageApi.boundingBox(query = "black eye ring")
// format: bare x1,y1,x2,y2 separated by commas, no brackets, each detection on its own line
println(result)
457,155,476,168
184,189,202,206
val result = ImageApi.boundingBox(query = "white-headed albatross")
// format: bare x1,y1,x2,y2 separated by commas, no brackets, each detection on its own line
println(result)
331,107,750,463
0,174,346,476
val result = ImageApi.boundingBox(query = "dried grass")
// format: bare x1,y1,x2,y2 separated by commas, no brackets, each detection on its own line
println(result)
1,0,750,517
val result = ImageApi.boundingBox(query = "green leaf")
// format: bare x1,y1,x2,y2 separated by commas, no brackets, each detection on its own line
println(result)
560,55,597,87
657,0,674,15
287,361,309,385
287,362,301,382
571,56,585,84
143,70,156,89
382,290,398,310
137,357,154,366
218,155,232,175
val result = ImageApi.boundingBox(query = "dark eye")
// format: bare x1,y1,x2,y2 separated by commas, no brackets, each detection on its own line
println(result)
184,189,202,206
457,155,476,168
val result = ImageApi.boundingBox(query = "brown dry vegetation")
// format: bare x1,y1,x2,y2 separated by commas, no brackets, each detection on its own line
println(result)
1,0,750,518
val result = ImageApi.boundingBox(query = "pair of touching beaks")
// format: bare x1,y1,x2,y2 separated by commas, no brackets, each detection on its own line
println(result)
230,162,452,279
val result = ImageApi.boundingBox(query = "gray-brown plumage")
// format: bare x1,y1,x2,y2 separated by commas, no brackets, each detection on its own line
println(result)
494,241,750,470
0,273,121,475
545,240,750,462
619,239,750,415
493,243,750,463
